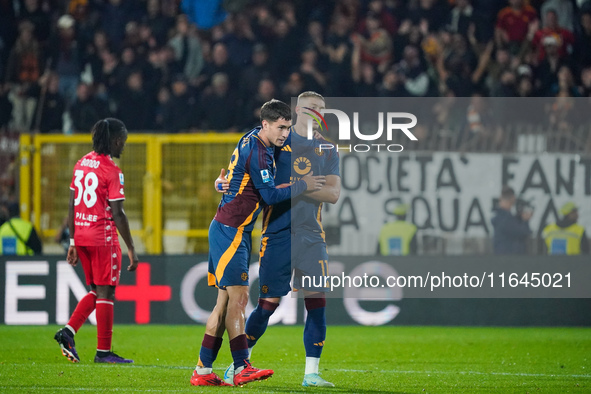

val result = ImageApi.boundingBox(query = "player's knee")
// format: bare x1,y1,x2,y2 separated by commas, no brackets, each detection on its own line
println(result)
258,298,280,315
304,293,326,310
96,285,115,300
229,289,249,309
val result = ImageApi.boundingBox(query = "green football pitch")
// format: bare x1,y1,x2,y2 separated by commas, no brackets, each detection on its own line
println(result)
0,325,589,393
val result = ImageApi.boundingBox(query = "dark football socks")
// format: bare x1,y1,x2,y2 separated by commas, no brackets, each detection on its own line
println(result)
245,299,279,348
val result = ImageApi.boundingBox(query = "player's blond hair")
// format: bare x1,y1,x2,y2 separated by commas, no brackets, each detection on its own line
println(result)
297,91,325,104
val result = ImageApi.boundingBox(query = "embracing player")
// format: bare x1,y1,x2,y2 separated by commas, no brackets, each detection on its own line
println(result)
190,99,326,386
218,92,341,387
54,118,138,364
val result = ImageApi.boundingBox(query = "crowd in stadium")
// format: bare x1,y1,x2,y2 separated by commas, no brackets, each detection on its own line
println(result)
0,0,591,135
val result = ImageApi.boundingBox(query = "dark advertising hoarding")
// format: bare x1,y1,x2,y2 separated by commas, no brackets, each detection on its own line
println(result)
1,255,590,326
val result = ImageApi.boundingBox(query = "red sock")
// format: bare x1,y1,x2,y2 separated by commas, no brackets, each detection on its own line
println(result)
67,291,97,334
96,299,114,352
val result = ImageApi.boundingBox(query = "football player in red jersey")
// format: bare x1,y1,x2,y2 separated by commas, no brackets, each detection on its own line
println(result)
54,118,139,364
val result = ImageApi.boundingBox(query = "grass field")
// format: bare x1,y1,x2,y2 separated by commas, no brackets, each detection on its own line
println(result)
0,325,589,393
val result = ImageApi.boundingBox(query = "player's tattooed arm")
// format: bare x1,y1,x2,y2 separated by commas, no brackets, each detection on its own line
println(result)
109,200,139,272
214,168,229,193
305,175,341,204
66,190,78,266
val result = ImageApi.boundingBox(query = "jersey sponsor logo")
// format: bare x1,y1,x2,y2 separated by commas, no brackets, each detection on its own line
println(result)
119,173,124,185
241,137,250,148
261,285,269,294
75,212,98,222
260,169,271,183
294,157,312,175
241,272,249,281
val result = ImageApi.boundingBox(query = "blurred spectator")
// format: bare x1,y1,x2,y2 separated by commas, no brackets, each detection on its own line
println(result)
117,71,152,130
407,0,450,32
168,14,204,83
84,30,111,85
516,74,534,97
394,45,431,97
377,204,417,256
460,93,503,151
20,0,51,44
154,85,170,130
282,71,305,98
541,0,575,32
242,78,275,130
181,0,227,29
530,9,574,62
33,72,65,133
358,0,397,36
98,49,122,96
201,42,238,88
447,0,475,37
574,11,591,69
143,47,165,97
352,12,392,69
270,19,300,80
69,83,110,132
70,0,95,55
144,0,175,46
199,72,238,132
491,186,532,255
0,0,17,69
5,21,41,131
484,47,512,96
159,45,183,86
542,202,589,255
304,20,327,61
161,74,197,132
353,62,378,97
442,34,477,96
0,201,42,255
495,0,537,53
114,46,141,95
2,0,591,140
298,45,326,94
55,217,70,253
0,83,12,130
222,14,255,67
99,0,138,49
580,67,591,96
48,15,81,106
535,35,568,96
239,43,275,100
551,65,580,97
377,68,407,97
325,15,354,95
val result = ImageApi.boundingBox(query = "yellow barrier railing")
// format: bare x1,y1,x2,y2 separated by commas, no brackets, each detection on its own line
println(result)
19,133,252,254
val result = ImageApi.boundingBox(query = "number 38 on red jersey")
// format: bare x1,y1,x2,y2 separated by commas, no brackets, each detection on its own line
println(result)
69,151,125,246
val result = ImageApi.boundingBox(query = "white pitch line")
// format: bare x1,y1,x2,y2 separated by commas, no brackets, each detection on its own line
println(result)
3,363,590,379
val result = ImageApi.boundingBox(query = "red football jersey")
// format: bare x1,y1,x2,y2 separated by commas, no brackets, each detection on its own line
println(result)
69,151,125,246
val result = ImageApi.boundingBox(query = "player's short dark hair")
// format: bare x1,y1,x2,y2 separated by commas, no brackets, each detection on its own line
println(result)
260,99,291,123
92,118,127,155
501,185,515,199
